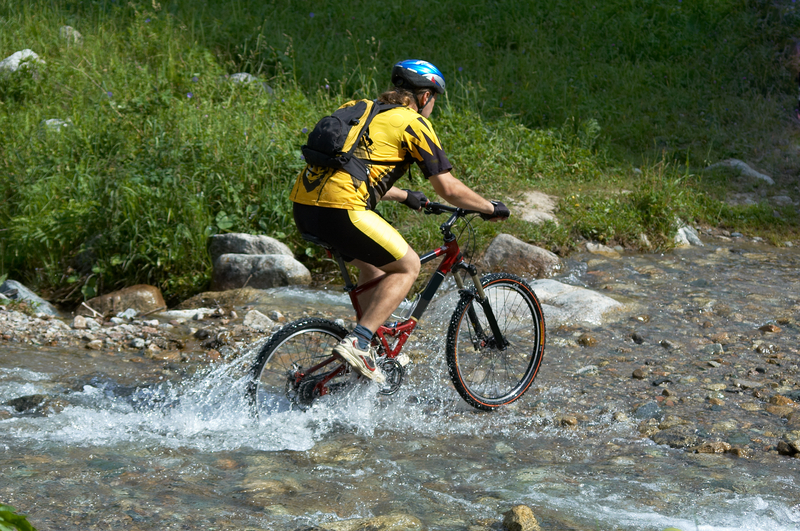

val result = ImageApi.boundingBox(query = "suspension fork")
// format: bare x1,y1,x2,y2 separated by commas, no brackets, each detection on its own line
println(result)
453,263,508,350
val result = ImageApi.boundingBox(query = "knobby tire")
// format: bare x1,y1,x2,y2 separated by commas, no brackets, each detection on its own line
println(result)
446,273,545,411
247,317,348,416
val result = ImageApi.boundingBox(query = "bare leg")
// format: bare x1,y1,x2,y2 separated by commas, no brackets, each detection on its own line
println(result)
350,247,420,333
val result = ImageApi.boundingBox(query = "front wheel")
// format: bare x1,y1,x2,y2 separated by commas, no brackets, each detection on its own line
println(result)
446,273,545,411
247,318,348,415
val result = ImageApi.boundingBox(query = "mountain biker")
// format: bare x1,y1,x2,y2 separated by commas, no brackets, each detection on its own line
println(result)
290,59,510,383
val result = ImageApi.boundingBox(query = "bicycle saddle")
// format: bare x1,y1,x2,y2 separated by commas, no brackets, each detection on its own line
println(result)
300,232,334,250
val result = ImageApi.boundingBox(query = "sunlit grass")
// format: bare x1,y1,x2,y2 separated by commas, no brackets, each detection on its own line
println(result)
1,0,798,304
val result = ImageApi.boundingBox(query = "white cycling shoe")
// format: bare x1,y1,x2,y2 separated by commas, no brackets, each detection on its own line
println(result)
332,334,386,384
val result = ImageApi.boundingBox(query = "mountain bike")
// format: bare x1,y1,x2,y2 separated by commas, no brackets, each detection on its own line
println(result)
247,201,545,413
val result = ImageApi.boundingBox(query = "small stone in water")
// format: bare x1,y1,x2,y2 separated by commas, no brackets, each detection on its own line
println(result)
696,441,732,454
72,315,87,329
631,332,645,344
769,395,794,406
632,368,648,379
759,323,781,333
577,333,598,347
659,339,679,350
634,401,662,420
502,504,541,531
86,339,103,350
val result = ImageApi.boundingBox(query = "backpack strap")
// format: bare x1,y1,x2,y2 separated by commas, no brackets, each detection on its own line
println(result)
341,101,402,183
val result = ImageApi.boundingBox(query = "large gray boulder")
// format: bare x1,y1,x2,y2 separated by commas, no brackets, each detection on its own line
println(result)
211,254,311,291
208,233,292,263
0,280,60,316
482,234,561,278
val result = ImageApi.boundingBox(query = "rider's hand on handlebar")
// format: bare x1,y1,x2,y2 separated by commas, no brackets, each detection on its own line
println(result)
480,200,510,222
401,189,429,211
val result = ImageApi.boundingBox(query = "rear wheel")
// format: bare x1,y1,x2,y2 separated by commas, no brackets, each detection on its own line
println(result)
247,318,348,415
446,273,545,411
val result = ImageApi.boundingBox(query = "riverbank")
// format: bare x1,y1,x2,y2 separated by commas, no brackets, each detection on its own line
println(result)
2,240,800,530
2,242,799,461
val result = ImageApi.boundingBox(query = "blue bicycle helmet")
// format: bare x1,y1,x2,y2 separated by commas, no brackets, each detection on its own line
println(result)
391,59,446,94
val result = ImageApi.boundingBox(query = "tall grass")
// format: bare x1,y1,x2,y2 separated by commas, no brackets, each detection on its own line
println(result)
1,0,798,304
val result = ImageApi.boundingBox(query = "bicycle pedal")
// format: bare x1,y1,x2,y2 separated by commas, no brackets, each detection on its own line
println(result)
396,353,411,367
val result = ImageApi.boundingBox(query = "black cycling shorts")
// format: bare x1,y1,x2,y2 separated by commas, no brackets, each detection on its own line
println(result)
293,203,408,267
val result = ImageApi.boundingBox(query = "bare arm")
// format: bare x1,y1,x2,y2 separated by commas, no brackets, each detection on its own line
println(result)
429,172,494,215
380,187,409,202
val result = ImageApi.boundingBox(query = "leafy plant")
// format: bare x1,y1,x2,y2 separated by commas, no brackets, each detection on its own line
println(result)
0,505,37,531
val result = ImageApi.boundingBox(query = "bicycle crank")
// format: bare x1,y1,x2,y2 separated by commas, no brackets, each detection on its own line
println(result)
378,357,405,395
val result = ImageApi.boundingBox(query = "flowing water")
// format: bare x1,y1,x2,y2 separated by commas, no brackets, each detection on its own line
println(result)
2,241,800,531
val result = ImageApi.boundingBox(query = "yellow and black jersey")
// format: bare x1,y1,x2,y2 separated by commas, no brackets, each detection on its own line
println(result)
290,104,452,210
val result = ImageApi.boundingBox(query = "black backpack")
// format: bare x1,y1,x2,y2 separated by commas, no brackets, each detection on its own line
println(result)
301,99,399,183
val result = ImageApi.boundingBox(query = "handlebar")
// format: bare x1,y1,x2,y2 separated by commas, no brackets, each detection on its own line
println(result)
422,201,475,216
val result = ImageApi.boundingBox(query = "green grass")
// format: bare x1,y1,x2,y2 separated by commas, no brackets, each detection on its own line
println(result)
1,0,798,305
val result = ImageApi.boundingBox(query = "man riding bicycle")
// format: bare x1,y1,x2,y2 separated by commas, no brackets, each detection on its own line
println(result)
290,59,510,384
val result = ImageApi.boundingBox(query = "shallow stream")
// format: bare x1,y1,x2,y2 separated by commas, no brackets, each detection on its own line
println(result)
2,240,800,530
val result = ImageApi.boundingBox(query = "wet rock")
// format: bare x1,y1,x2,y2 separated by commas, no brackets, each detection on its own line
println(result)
632,368,648,380
577,333,598,347
733,379,765,390
324,513,422,531
130,338,146,349
0,280,60,316
72,315,87,329
528,279,625,326
560,416,579,427
769,395,795,407
86,339,103,350
703,343,724,355
759,323,781,333
727,447,753,458
659,339,679,350
5,394,48,413
631,332,645,344
777,440,799,457
502,504,541,531
765,405,795,418
268,310,285,322
658,415,688,430
695,441,731,454
211,254,311,290
584,242,620,258
208,233,293,263
634,401,662,420
243,310,276,332
787,411,800,430
481,234,561,278
79,285,166,317
575,365,598,375
651,426,698,449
